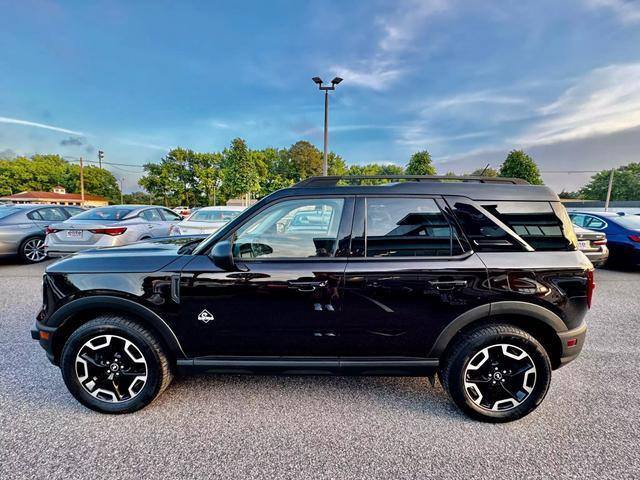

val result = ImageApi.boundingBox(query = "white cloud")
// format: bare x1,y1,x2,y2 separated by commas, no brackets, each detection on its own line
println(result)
516,63,640,145
429,91,527,110
0,116,84,135
584,0,640,24
331,0,451,90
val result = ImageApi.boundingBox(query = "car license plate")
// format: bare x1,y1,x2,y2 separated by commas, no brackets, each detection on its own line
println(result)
578,240,590,249
66,230,83,239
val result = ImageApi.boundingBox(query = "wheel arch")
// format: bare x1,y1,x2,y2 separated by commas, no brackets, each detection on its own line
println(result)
49,295,186,365
429,302,565,369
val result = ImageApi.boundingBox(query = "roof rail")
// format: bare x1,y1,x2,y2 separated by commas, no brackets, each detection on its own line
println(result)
294,175,529,188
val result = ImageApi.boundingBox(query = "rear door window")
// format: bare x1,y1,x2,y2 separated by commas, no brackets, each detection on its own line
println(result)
450,199,575,251
30,207,68,222
357,197,465,257
141,209,163,222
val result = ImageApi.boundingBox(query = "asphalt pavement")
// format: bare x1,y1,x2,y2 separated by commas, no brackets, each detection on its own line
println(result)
1,259,639,479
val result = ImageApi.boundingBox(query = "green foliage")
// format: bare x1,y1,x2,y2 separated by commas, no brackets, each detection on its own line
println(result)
580,163,640,201
0,154,119,202
122,191,153,204
221,138,260,199
469,166,498,177
284,141,323,180
558,190,581,199
498,150,543,185
345,163,405,184
406,150,436,175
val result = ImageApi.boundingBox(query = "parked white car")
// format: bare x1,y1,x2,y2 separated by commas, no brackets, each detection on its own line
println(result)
169,206,245,236
44,205,183,257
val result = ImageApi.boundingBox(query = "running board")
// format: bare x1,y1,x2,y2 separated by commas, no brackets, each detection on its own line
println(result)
177,357,439,374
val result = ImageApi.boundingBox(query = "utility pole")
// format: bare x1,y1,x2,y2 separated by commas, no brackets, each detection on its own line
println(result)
604,169,615,212
79,157,85,207
120,178,124,204
98,150,104,169
312,76,343,176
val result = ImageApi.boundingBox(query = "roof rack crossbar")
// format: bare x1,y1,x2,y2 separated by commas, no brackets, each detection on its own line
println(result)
295,175,529,188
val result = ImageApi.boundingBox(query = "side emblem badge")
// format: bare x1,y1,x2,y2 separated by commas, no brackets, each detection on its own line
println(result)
198,309,215,323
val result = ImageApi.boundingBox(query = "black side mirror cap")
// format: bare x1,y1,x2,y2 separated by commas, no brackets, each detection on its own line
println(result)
209,240,235,271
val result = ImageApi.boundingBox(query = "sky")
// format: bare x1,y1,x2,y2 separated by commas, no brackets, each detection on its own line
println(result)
1,0,640,193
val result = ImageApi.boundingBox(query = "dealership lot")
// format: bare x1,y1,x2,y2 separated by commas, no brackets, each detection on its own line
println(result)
1,260,638,480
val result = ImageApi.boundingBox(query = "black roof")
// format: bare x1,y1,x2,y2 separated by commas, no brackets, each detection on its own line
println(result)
268,176,559,202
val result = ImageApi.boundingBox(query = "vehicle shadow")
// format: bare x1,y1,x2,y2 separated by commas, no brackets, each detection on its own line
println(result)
165,373,462,420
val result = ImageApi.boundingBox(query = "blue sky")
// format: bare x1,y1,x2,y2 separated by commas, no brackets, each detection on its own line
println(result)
1,0,640,192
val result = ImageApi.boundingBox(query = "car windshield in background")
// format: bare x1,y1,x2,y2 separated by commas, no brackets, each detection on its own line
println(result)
0,207,20,219
613,215,640,230
71,207,133,221
190,210,241,223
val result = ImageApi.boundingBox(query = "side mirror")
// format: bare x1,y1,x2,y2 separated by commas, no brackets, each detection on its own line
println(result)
209,240,235,271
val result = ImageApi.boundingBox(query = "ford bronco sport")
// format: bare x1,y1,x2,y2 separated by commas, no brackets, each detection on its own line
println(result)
32,175,592,422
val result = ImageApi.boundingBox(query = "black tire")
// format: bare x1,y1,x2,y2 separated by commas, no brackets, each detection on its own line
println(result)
19,235,47,263
440,324,552,423
60,315,173,414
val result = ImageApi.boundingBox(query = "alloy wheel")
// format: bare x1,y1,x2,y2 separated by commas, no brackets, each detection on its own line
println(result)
464,343,536,411
75,334,148,403
23,238,46,262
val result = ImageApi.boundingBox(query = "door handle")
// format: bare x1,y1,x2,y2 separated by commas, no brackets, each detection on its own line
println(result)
428,280,468,291
288,280,327,292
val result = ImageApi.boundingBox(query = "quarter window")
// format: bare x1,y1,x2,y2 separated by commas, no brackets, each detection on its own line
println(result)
232,198,345,259
362,198,464,257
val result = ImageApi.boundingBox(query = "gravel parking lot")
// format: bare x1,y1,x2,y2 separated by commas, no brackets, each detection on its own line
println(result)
1,260,639,480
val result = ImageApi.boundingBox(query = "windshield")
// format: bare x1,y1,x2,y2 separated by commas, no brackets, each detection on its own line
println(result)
189,210,242,223
0,207,20,219
71,207,133,221
613,215,640,230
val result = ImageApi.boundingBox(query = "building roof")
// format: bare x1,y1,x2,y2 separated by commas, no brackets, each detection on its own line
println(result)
0,191,108,202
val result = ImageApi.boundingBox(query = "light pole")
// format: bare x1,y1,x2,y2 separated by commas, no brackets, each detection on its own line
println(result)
312,76,343,176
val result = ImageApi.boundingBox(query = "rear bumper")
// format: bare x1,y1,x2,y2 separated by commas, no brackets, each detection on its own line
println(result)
583,246,609,267
557,320,587,367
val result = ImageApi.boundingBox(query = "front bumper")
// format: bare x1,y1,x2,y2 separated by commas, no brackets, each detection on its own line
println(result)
31,320,58,364
557,320,587,366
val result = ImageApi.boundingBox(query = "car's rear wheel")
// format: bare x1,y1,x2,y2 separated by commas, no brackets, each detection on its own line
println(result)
60,315,173,414
19,235,47,263
440,324,552,423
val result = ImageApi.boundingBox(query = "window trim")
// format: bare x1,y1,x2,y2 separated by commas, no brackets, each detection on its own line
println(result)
222,195,355,261
352,194,472,260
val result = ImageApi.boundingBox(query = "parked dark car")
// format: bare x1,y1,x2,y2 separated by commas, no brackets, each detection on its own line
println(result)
32,176,592,422
569,211,640,266
0,204,84,263
573,225,608,267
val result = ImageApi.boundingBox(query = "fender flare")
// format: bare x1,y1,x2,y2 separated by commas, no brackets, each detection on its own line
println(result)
48,295,186,358
428,301,567,357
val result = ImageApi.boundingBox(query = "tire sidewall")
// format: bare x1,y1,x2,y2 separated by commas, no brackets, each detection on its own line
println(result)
61,322,164,414
448,331,552,422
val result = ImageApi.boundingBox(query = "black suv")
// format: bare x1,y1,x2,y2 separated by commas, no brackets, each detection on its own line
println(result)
32,176,592,422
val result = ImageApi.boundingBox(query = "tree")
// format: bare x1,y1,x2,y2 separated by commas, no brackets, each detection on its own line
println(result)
66,164,120,203
469,166,498,177
498,150,543,184
285,141,323,180
222,138,260,202
123,191,153,204
193,152,223,205
580,163,640,201
347,163,404,184
406,150,436,176
327,152,348,176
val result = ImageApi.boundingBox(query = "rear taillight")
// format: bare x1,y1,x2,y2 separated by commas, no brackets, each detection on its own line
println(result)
45,227,60,234
592,238,607,245
629,235,640,243
586,269,595,309
89,227,127,236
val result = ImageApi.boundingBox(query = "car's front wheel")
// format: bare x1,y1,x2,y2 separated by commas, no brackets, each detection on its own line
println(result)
60,315,173,414
440,324,552,423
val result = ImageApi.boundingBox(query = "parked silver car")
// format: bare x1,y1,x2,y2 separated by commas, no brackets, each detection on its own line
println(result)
169,206,245,236
0,204,85,263
44,205,183,257
574,225,609,267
